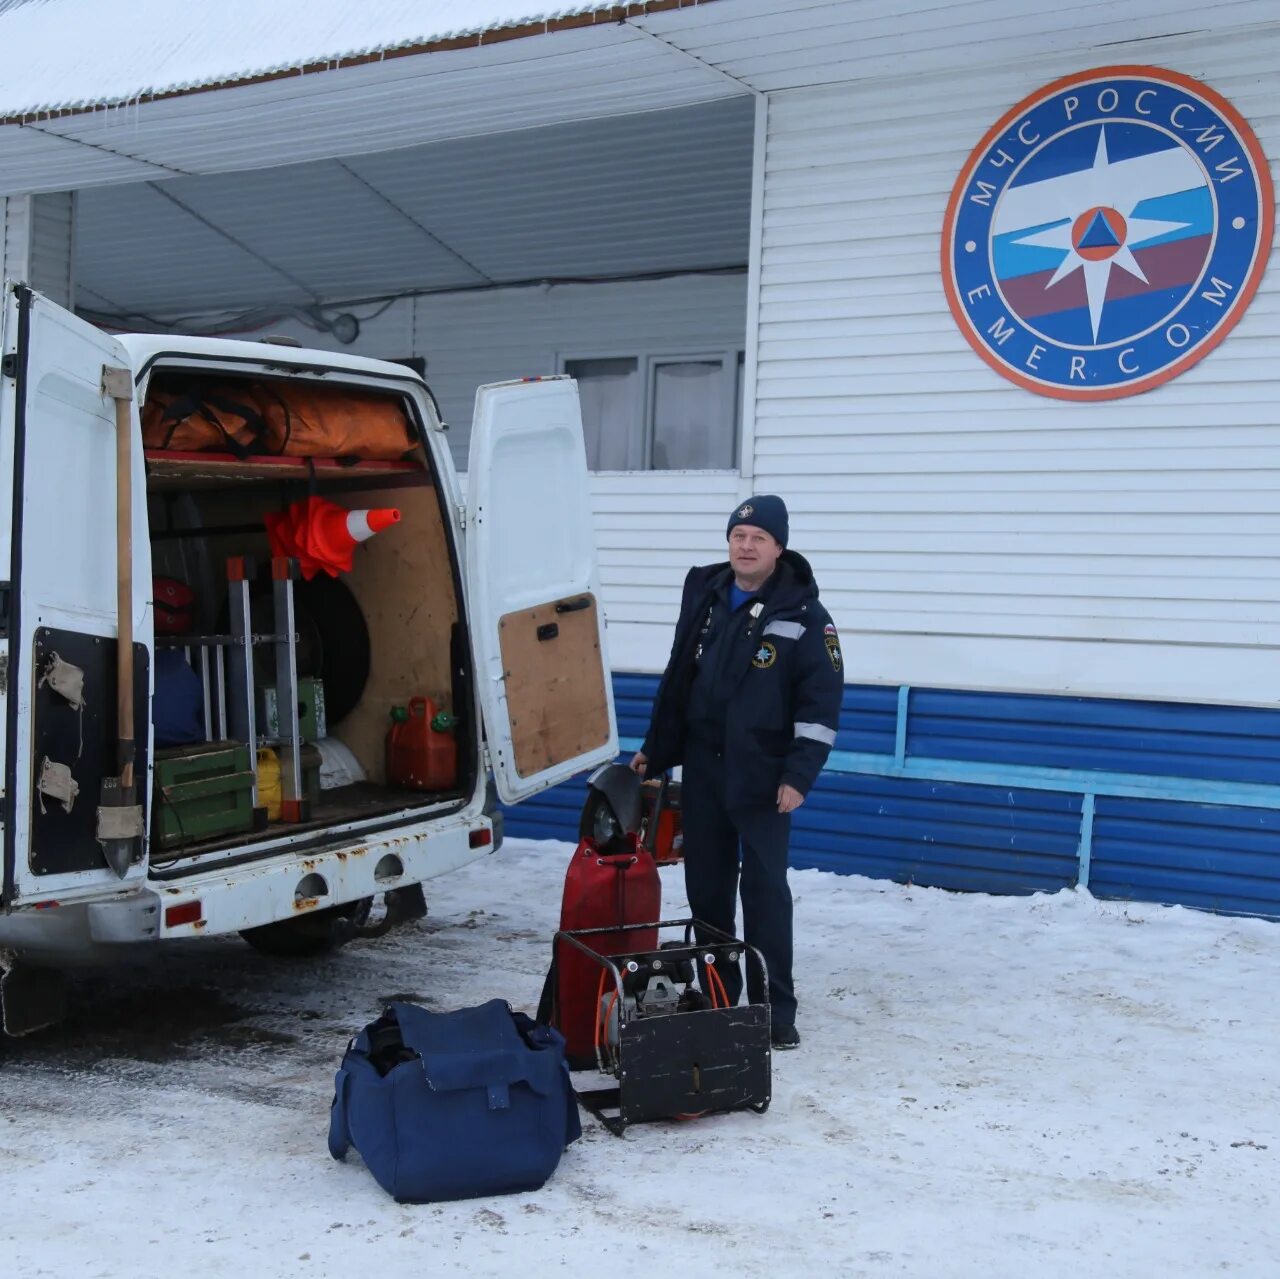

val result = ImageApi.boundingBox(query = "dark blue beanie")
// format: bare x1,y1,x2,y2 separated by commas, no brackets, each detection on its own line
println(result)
726,494,788,548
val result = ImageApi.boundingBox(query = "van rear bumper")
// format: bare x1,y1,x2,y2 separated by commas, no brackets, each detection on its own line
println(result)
0,813,496,964
149,812,496,939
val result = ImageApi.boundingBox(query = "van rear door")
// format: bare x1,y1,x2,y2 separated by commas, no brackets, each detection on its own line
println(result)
1,285,152,907
466,376,617,803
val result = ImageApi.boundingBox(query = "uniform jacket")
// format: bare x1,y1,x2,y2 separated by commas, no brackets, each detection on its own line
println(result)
641,551,844,809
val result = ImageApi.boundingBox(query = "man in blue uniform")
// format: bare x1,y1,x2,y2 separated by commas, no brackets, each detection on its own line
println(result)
631,495,843,1049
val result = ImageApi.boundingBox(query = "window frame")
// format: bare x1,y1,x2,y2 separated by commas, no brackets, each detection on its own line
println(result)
559,345,744,475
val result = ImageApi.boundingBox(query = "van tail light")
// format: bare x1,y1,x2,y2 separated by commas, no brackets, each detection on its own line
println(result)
469,828,492,849
165,900,203,928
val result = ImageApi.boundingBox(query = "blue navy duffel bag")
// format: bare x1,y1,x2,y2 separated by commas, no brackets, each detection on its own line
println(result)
328,998,581,1203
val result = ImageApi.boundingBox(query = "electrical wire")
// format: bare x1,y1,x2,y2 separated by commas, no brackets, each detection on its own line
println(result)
76,266,747,339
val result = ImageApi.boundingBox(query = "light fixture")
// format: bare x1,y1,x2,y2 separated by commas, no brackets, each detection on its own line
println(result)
329,312,360,344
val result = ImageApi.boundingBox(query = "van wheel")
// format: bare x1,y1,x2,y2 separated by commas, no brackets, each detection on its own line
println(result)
239,897,374,958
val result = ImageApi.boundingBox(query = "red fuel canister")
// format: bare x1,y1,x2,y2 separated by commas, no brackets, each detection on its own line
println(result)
387,697,457,790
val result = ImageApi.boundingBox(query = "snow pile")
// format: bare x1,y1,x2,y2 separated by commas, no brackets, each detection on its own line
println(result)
1,838,1276,1277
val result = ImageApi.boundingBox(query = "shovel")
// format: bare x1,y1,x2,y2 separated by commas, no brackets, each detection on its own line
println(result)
98,365,144,877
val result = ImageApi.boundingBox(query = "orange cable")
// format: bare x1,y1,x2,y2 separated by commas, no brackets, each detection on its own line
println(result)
708,964,732,1010
593,967,607,1051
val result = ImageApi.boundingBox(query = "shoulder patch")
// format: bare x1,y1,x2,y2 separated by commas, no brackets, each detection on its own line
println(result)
824,632,842,672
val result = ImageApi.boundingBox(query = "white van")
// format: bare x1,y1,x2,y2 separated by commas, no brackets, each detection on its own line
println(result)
0,284,617,1035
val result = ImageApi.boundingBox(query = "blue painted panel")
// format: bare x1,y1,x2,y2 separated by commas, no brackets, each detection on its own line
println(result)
906,688,1280,785
605,673,897,757
790,773,1081,895
1091,796,1280,919
840,684,899,755
612,673,660,742
502,775,587,842
497,669,1280,923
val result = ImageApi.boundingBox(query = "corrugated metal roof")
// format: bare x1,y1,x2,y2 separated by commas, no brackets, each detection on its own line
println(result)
0,1,1272,199
0,0,717,117
74,96,754,317
0,16,743,196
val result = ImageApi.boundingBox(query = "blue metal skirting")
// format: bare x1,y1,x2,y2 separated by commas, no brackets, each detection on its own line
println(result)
502,673,1280,920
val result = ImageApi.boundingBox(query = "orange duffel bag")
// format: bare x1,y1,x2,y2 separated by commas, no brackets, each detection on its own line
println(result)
253,382,419,461
142,378,272,455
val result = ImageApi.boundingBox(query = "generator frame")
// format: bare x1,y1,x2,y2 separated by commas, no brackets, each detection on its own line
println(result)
555,917,772,1136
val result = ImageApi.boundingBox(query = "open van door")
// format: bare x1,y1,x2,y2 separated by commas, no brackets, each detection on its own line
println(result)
1,286,151,907
466,376,617,803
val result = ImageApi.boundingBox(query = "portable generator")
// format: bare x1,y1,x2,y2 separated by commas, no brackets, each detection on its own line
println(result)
557,918,772,1136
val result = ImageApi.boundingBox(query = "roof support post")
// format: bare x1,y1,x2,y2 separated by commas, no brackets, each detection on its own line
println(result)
1,192,75,309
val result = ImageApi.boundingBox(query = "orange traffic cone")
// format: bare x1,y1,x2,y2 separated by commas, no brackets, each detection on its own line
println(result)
265,497,400,579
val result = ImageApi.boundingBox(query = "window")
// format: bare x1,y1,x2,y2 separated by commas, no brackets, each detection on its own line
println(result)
563,357,640,470
564,350,741,472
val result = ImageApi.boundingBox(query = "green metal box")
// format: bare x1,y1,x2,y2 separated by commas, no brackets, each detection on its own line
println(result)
258,678,326,745
153,741,256,851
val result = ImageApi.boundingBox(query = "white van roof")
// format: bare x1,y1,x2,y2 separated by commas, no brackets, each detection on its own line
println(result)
117,331,423,384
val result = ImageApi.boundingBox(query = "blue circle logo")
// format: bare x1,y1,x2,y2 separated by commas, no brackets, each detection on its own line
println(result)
943,66,1273,400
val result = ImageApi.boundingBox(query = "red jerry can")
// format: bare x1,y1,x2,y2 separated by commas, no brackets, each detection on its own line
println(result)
551,834,660,1069
386,697,457,790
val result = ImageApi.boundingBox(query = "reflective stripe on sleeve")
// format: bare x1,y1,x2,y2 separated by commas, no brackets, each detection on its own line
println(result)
794,721,837,746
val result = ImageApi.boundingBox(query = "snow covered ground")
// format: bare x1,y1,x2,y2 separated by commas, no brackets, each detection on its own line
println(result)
2,838,1277,1278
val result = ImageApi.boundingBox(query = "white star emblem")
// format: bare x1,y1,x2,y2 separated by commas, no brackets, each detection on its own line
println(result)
1007,127,1195,342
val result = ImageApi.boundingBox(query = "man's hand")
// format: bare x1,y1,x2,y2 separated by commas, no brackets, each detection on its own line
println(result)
629,752,648,776
777,783,804,814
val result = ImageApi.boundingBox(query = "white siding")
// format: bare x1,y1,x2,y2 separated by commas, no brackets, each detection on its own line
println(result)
1,192,75,306
0,194,31,283
408,274,745,456
654,0,1276,93
413,273,747,669
29,191,74,307
752,24,1280,706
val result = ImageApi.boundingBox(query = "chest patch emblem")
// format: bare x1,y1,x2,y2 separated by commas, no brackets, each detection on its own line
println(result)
752,641,777,669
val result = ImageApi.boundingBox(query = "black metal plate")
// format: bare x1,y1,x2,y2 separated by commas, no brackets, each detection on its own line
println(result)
618,1004,771,1125
29,628,150,876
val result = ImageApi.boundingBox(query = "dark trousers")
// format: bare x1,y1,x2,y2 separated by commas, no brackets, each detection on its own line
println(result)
680,740,796,1027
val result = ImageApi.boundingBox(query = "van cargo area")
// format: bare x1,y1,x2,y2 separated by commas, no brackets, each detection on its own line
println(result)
142,371,474,863
1,286,615,1033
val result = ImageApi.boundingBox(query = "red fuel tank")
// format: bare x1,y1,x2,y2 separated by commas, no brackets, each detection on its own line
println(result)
551,834,661,1069
386,697,457,790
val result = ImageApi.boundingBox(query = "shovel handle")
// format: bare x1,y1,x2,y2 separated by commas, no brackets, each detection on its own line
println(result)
107,368,135,789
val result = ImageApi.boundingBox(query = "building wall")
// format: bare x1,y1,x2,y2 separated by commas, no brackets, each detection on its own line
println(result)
2,192,75,307
411,273,749,668
504,673,1280,921
751,26,1280,708
504,22,1280,927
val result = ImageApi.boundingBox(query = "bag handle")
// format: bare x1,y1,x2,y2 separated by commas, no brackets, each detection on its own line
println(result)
251,381,293,454
327,1066,352,1161
201,391,273,457
155,385,269,459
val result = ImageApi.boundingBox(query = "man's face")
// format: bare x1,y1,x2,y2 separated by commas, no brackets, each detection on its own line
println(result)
728,523,783,585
